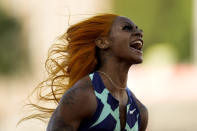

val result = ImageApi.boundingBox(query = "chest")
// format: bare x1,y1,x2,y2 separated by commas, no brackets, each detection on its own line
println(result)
84,72,140,131
119,104,127,130
79,94,140,131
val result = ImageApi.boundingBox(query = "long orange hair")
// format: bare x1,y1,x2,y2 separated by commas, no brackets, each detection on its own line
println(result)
19,13,118,124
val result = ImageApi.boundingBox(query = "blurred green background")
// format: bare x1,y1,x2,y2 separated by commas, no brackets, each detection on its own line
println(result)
0,8,30,76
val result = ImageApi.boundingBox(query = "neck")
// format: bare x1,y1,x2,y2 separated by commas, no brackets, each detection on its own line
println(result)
98,57,131,94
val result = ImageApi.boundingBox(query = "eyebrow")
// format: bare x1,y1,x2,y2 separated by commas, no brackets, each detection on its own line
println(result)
122,21,132,25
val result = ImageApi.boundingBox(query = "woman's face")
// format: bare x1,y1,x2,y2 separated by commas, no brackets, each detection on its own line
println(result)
108,16,143,64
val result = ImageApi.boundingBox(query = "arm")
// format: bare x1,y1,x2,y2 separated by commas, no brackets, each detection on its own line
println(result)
47,77,97,131
135,98,148,131
47,107,75,131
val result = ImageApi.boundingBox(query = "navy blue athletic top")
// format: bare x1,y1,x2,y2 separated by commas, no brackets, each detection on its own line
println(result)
78,72,140,131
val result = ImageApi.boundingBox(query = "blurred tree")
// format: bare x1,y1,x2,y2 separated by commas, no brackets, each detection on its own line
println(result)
0,8,30,76
114,0,192,63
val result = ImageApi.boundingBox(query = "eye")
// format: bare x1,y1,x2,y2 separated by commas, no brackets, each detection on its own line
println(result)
122,24,132,31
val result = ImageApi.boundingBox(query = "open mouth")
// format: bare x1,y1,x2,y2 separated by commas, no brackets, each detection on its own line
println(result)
129,39,143,51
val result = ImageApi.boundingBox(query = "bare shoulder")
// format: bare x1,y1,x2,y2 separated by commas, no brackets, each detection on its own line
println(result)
129,90,148,131
60,75,96,111
47,75,97,131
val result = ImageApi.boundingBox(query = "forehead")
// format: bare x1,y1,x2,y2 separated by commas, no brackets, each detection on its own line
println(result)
112,16,136,27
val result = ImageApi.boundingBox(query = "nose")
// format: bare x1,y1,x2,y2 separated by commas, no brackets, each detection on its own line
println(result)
132,26,143,38
133,29,143,38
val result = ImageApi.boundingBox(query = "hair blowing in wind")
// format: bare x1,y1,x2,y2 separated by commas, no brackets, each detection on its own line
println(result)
18,14,118,124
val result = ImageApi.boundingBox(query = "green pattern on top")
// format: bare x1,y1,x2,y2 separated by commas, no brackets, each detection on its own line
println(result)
125,112,139,130
123,104,139,131
89,73,139,131
90,88,121,130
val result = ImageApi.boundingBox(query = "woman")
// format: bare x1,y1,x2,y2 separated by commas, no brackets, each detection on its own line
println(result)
22,14,148,131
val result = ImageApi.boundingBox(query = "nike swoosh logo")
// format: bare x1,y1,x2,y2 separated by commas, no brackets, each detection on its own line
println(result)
129,108,136,114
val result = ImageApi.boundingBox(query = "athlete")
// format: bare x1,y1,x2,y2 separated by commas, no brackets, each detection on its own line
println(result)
21,14,148,131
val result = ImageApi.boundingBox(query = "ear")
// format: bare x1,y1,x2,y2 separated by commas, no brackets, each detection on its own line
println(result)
95,37,110,49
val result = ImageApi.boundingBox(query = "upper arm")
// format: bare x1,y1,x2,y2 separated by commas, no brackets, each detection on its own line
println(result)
47,105,76,131
47,77,97,131
136,98,148,131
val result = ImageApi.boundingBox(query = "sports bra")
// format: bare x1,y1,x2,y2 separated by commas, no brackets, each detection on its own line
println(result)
78,72,140,131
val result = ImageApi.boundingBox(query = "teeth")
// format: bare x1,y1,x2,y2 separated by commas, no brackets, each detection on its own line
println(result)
130,40,143,50
133,40,142,45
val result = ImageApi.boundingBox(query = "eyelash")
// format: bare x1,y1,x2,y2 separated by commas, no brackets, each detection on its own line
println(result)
122,25,132,31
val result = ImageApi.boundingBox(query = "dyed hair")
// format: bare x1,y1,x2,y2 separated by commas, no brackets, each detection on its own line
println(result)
19,13,118,124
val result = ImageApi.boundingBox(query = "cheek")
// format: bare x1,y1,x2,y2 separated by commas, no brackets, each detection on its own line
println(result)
110,33,130,53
